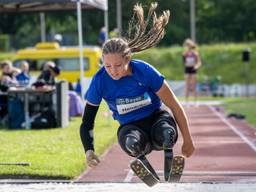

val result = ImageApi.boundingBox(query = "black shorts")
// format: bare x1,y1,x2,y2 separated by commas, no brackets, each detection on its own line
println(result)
185,67,197,74
117,109,178,157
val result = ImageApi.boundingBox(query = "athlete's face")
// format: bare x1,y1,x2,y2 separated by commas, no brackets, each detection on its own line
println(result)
103,53,131,80
185,42,195,51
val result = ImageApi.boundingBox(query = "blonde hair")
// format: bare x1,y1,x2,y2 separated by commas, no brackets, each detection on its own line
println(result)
102,2,170,58
0,60,12,69
183,38,197,50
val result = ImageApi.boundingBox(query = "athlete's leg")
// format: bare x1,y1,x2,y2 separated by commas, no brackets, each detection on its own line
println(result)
184,74,190,103
118,125,151,157
151,112,178,150
117,125,159,186
151,111,178,181
191,74,197,103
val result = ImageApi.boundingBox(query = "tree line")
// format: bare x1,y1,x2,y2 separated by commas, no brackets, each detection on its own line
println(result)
0,0,255,49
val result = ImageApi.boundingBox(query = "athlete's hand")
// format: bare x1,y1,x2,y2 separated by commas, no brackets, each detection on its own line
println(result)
193,65,199,70
86,150,100,167
182,139,195,157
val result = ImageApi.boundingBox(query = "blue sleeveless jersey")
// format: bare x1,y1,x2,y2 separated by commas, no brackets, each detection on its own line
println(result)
85,59,164,125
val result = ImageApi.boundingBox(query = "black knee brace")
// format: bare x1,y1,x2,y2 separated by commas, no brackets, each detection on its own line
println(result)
118,125,151,157
151,116,178,150
125,133,144,157
162,126,177,150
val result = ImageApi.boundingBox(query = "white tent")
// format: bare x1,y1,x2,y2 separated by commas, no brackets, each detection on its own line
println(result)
0,0,108,96
0,0,107,12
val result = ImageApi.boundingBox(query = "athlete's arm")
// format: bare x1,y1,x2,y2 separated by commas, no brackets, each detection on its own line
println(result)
80,102,101,167
195,51,201,69
156,80,195,157
182,52,186,64
80,102,99,152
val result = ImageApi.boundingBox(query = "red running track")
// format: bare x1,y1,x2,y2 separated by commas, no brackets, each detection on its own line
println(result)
77,105,256,183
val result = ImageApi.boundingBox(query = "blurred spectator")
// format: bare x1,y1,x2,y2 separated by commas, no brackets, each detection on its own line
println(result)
210,76,222,97
68,82,74,91
0,60,20,91
1,60,20,78
33,61,61,89
54,34,63,45
15,60,30,86
182,38,201,104
42,60,55,71
98,27,107,46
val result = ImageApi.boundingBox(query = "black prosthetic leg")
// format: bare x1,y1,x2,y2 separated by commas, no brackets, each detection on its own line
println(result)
124,133,159,187
169,155,185,182
130,155,160,187
163,127,185,182
163,128,175,181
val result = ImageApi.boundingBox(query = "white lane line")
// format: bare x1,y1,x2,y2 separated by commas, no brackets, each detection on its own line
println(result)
124,170,256,179
157,171,256,176
181,101,223,106
123,169,134,182
194,140,244,144
209,106,256,153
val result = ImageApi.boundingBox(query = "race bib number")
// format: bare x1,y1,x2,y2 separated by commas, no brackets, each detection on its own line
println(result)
116,92,152,115
185,57,196,67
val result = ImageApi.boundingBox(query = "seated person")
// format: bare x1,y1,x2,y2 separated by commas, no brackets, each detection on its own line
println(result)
0,60,20,91
15,60,31,86
33,61,61,89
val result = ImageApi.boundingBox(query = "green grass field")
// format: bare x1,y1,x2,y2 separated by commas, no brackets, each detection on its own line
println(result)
222,97,256,127
0,102,118,179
